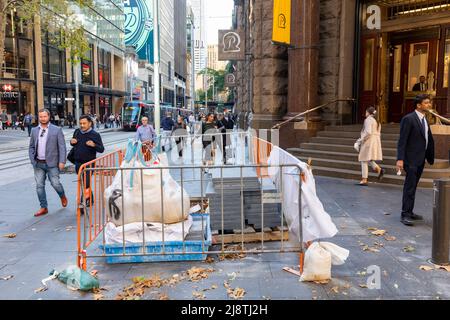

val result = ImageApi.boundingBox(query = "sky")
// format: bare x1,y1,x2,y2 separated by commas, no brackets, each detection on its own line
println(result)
205,0,234,44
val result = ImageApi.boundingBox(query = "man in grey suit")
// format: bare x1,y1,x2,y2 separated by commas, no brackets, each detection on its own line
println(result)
29,109,68,217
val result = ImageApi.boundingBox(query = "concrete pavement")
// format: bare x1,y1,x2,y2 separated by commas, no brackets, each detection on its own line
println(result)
0,162,448,300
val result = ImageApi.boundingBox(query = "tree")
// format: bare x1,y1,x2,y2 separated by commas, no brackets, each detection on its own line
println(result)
0,0,92,78
198,68,227,102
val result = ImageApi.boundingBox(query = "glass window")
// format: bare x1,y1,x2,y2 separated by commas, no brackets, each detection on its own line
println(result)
363,38,375,91
42,31,66,84
81,45,93,85
392,45,402,92
98,49,111,88
3,37,17,78
408,42,429,91
18,39,34,79
444,31,450,88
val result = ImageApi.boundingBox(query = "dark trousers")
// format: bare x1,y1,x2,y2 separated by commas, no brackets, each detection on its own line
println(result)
222,133,227,161
75,162,92,189
27,124,32,136
401,162,425,217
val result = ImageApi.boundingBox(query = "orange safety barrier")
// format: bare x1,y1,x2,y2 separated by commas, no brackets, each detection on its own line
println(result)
251,136,273,177
76,149,123,269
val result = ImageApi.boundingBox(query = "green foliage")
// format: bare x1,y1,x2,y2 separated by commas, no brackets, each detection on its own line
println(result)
1,0,93,62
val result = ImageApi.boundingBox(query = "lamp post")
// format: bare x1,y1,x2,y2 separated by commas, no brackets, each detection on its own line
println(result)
153,0,161,135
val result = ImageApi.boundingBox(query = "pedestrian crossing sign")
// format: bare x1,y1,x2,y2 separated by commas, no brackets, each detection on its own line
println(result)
272,0,291,46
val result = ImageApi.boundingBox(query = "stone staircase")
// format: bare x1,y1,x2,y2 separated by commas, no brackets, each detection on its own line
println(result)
287,124,450,188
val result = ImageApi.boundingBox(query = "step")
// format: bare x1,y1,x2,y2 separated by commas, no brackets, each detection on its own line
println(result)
298,157,450,180
287,148,450,169
317,130,399,140
310,137,398,148
310,166,434,188
325,125,400,134
300,143,398,157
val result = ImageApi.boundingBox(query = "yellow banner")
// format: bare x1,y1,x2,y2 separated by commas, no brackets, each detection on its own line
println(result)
272,0,291,45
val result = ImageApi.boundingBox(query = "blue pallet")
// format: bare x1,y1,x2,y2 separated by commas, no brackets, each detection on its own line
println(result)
100,214,211,264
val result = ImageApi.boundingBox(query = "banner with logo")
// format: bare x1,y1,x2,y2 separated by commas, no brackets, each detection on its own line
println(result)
218,30,246,61
272,0,291,46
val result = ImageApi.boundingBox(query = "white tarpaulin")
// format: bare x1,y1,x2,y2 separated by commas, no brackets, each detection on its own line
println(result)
267,146,338,242
105,214,194,244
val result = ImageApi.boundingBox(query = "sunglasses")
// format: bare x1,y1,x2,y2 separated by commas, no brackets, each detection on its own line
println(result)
40,129,46,137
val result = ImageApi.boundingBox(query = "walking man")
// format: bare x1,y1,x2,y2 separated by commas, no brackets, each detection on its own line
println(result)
1,110,7,130
161,112,175,152
24,112,34,137
29,109,68,217
396,94,435,226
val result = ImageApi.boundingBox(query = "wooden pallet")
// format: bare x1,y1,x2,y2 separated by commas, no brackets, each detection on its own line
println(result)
212,226,289,244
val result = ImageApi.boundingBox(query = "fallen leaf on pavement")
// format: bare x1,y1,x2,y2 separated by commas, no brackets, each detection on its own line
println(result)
343,283,351,289
211,284,218,290
186,267,214,282
436,265,450,272
158,293,169,300
383,212,391,216
371,229,387,236
367,227,378,231
205,256,215,264
3,233,16,238
359,284,368,288
192,291,205,300
1,275,13,281
403,246,415,253
384,236,396,241
227,272,237,281
330,286,339,294
419,265,434,271
362,245,380,253
34,286,48,293
93,293,104,300
230,287,246,299
313,279,330,284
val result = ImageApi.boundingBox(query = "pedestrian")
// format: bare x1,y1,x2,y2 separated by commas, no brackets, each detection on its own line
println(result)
103,113,109,129
174,115,187,158
216,113,227,163
24,112,34,137
222,109,235,163
0,110,6,130
12,111,18,130
356,106,385,186
70,115,105,203
161,112,175,152
115,113,121,128
109,113,115,128
135,116,156,159
397,94,435,226
202,113,218,166
28,108,68,217
67,112,74,128
188,112,196,134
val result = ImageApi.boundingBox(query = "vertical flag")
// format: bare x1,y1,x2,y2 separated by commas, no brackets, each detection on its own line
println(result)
272,0,291,46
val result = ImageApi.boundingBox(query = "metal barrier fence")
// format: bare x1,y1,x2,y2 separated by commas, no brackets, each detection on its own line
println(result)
76,131,305,271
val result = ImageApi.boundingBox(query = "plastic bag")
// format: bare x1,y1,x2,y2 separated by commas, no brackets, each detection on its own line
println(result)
55,266,99,291
319,242,349,266
104,140,190,226
300,242,332,282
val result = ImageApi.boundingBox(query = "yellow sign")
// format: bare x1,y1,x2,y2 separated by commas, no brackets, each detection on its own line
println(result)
272,0,291,45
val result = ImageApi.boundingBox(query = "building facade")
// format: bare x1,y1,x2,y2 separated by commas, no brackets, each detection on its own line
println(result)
0,0,127,122
190,0,207,73
207,44,227,71
233,0,449,153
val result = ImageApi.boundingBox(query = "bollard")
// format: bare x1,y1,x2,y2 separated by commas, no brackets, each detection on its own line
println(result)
431,178,450,266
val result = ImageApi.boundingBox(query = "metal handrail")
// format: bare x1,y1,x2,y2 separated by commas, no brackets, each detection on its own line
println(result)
271,98,356,129
427,109,450,125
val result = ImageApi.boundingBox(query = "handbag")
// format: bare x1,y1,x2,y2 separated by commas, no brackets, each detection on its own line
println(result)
67,129,80,164
353,139,361,152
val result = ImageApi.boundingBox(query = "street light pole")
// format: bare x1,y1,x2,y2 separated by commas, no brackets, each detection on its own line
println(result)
153,0,161,135
74,59,80,127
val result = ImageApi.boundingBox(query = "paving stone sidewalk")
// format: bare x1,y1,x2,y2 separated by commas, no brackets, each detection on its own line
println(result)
0,165,448,300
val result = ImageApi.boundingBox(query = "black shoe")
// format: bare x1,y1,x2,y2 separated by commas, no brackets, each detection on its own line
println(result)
410,213,424,221
377,168,385,181
401,217,415,226
162,146,165,152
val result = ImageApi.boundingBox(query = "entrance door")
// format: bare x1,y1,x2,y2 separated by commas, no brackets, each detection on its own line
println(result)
389,39,438,122
359,35,380,121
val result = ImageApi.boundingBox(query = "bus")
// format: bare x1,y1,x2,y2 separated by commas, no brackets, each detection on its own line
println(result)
121,101,184,131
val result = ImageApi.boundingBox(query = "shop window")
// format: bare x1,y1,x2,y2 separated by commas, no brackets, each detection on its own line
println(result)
363,38,375,91
392,45,402,92
81,45,93,85
408,42,429,91
42,30,66,83
98,49,111,88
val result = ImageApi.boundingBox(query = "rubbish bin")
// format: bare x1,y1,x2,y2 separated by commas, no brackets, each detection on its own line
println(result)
431,178,450,266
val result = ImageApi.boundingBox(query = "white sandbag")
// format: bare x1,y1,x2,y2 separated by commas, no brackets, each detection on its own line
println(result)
300,242,332,282
104,140,190,226
319,242,349,266
104,214,193,244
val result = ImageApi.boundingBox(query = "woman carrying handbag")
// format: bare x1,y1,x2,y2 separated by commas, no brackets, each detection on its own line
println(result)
356,106,385,186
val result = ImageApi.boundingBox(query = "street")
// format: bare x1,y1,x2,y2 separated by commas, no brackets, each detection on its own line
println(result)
0,129,448,300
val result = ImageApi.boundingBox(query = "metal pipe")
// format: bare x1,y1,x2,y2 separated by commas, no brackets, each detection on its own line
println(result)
141,169,146,254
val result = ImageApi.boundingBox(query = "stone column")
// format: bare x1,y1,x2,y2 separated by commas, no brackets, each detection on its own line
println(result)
287,0,320,122
34,17,44,112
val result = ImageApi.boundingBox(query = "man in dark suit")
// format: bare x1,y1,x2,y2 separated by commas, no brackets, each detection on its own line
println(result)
396,94,435,226
412,76,427,92
29,109,68,217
